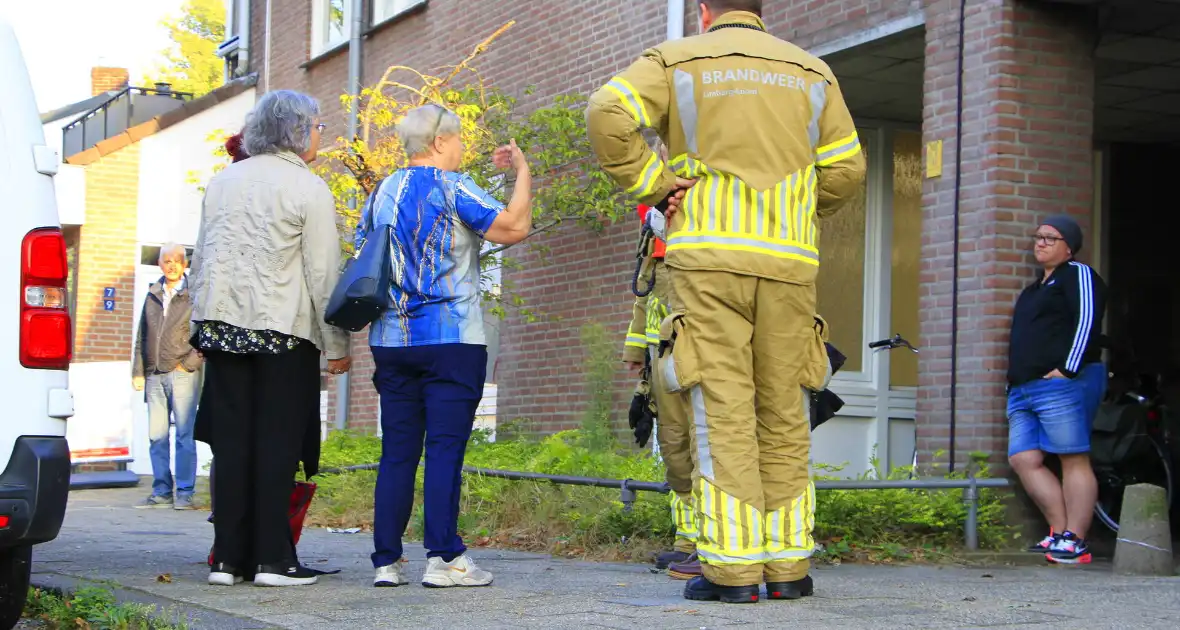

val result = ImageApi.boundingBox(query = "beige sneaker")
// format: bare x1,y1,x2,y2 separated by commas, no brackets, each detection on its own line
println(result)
421,554,493,588
374,563,408,587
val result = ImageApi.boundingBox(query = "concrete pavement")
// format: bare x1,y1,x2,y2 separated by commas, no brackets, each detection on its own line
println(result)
32,487,1180,629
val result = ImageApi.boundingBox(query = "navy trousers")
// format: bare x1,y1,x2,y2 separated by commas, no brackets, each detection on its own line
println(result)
370,343,488,568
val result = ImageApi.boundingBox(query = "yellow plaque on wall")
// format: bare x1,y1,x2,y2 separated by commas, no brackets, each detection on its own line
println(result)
925,140,943,178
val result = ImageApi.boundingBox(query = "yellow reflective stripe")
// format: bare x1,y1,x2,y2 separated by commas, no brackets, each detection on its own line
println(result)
816,132,858,156
791,169,804,244
806,165,818,245
671,493,699,539
626,153,663,196
816,132,862,167
606,77,651,127
625,333,647,349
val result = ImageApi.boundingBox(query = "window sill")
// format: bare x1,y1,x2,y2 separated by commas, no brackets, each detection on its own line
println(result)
300,39,351,70
367,0,428,38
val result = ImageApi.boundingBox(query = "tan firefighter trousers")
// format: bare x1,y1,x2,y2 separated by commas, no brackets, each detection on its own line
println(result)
646,262,698,553
659,269,825,586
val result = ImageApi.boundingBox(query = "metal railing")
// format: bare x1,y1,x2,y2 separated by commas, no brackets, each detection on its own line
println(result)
317,462,1011,551
61,85,192,156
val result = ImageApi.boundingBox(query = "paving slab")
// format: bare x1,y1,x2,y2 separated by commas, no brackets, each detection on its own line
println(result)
32,487,1180,629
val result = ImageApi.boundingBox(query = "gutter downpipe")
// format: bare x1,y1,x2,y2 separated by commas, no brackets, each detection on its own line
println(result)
667,0,685,40
263,0,273,91
949,0,968,472
336,0,364,431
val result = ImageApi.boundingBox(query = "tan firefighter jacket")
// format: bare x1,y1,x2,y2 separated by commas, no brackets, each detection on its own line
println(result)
586,11,867,285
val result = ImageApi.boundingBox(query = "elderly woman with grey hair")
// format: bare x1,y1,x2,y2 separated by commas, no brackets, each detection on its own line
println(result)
190,89,351,588
361,103,531,589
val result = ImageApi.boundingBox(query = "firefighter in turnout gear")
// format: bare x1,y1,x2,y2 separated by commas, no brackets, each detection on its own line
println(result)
587,0,866,604
623,188,700,578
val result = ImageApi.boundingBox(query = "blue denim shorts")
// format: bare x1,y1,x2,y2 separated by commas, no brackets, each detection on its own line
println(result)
1007,369,1098,457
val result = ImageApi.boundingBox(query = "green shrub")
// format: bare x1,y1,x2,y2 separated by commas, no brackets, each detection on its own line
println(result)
306,430,1014,562
25,586,188,630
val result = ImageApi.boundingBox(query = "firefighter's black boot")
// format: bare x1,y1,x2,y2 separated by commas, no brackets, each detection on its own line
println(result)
683,575,760,604
765,575,814,600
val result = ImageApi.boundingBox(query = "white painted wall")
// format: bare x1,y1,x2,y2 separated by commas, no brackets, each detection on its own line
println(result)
136,88,255,245
41,116,84,225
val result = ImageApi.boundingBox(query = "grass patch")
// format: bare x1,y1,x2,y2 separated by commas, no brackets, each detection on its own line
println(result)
304,430,1016,563
25,587,187,630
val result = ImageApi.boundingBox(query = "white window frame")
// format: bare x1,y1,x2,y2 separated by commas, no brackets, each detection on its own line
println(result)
371,0,426,26
311,0,353,57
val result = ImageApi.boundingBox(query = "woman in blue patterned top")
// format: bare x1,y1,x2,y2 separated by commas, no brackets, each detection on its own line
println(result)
361,103,532,589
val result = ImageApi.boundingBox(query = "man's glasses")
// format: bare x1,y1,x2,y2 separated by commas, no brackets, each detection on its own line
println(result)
1032,234,1063,246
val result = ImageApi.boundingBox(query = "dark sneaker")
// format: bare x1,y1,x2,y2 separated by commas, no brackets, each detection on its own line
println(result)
134,494,173,509
652,549,692,572
766,575,814,600
1046,533,1091,565
253,563,319,587
667,552,702,580
683,575,760,604
174,495,194,510
208,562,244,586
1027,531,1059,553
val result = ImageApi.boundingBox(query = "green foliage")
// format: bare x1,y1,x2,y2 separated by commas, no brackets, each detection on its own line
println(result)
578,322,621,450
307,431,1015,562
25,587,188,630
313,24,630,323
811,455,1014,560
146,0,226,98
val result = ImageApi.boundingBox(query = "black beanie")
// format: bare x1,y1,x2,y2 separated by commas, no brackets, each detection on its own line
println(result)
1040,214,1083,255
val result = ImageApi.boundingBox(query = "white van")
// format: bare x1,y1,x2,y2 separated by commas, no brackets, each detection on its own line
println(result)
0,18,75,629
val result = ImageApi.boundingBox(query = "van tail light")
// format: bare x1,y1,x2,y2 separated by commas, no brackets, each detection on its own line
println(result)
20,228,72,370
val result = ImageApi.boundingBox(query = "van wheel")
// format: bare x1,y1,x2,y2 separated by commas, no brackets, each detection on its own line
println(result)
0,545,32,630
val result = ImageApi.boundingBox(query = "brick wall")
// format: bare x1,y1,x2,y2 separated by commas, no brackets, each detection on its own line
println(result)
73,144,141,363
91,67,129,96
251,0,1099,448
918,0,1094,467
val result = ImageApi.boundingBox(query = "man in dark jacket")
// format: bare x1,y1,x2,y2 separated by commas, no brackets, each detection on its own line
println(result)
1006,215,1107,565
133,243,203,510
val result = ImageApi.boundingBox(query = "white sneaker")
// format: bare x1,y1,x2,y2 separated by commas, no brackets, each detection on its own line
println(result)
374,563,409,587
421,554,494,588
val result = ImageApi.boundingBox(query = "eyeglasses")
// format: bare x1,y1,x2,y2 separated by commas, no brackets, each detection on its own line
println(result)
1031,234,1063,246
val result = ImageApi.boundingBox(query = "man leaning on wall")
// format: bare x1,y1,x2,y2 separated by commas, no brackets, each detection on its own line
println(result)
586,0,866,604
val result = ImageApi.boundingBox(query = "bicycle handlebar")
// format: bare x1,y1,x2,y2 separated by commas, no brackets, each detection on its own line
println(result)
867,334,919,353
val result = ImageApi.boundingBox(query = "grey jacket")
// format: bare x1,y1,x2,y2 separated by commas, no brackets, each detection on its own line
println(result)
190,152,350,359
133,277,202,377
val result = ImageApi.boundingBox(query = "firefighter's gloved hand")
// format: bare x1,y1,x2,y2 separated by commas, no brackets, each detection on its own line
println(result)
811,389,845,430
628,393,654,448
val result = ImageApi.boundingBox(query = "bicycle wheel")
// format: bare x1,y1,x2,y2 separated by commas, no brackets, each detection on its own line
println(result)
1094,435,1174,533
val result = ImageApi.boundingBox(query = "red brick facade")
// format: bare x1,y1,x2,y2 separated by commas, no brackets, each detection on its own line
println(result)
72,144,140,363
918,0,1094,466
247,0,1101,465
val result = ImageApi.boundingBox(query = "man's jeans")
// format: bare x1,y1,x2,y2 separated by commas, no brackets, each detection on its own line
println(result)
146,369,201,498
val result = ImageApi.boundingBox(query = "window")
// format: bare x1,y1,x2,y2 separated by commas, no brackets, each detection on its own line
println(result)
815,129,871,373
372,0,425,25
311,0,352,57
218,0,249,78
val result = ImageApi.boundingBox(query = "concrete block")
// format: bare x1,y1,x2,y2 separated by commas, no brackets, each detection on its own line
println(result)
1113,483,1175,576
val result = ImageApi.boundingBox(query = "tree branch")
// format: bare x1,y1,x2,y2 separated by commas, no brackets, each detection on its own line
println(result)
480,217,570,259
